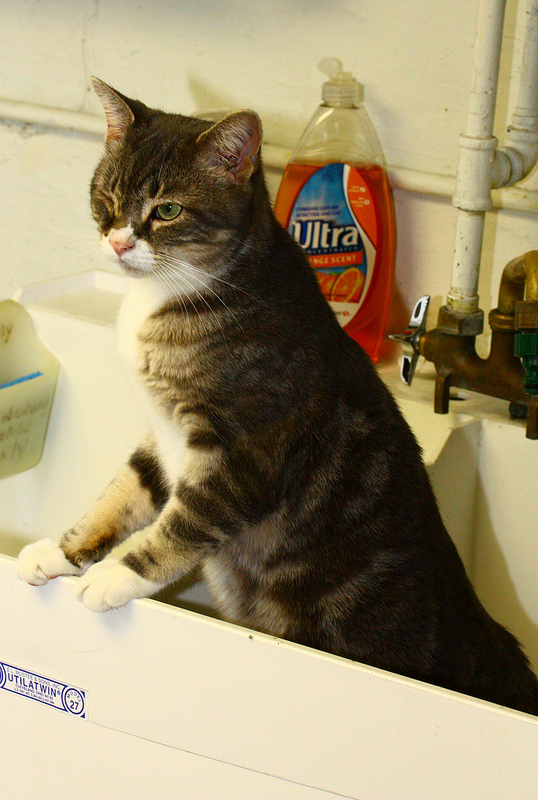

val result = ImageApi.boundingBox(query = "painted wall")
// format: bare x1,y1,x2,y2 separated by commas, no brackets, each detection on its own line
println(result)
1,0,537,333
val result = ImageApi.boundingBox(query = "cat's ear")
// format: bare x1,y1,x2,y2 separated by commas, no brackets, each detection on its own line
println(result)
91,77,135,145
196,111,262,186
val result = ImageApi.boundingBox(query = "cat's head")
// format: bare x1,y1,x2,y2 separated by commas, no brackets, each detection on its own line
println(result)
90,78,263,289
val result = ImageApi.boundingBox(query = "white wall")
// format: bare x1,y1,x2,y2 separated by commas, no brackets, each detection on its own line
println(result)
1,0,537,329
0,0,480,170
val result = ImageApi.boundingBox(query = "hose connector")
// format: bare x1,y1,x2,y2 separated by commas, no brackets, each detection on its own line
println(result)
514,299,538,395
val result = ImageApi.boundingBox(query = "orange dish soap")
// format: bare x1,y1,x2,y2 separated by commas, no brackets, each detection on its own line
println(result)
274,58,395,362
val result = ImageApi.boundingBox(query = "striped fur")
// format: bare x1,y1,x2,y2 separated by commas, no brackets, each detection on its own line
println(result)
17,80,538,715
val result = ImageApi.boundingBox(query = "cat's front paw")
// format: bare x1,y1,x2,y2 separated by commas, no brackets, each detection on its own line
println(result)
72,559,160,611
16,538,83,585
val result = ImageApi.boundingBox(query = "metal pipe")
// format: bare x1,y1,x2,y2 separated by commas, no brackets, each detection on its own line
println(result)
464,0,507,140
2,98,538,213
415,251,538,438
448,0,507,316
448,0,538,317
497,250,538,313
494,0,538,186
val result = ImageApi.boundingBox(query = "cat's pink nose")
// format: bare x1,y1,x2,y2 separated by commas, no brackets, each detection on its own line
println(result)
109,231,135,257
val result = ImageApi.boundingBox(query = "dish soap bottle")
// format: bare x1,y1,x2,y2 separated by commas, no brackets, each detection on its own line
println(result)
274,58,395,362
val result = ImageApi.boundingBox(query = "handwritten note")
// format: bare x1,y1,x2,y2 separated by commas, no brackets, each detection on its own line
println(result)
0,323,13,344
0,299,59,479
0,397,50,471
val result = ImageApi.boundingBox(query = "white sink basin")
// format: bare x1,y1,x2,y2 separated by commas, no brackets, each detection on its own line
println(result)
0,272,536,800
2,271,536,670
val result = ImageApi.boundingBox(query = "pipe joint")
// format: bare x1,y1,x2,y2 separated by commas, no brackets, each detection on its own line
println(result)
457,135,499,152
453,134,497,211
493,127,538,187
492,147,525,188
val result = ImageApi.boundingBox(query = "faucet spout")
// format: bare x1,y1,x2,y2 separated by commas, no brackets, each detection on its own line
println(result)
496,250,538,313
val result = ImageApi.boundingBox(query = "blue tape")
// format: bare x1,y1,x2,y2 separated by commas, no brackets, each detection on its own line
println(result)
0,371,43,390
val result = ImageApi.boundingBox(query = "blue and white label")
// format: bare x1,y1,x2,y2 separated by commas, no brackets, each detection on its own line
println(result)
287,163,378,327
0,660,86,718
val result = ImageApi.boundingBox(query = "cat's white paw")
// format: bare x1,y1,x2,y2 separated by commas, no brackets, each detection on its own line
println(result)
72,559,161,611
16,538,83,585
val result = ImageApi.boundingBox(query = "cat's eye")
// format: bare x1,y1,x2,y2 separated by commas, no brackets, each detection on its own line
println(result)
154,202,182,221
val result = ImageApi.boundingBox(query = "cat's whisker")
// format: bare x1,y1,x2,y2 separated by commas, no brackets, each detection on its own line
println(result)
156,261,186,299
63,244,104,266
195,278,247,336
156,147,169,186
63,240,97,255
164,269,234,347
33,222,99,249
157,263,207,328
58,231,97,246
159,263,217,326
157,253,258,305
158,257,245,336
155,268,192,327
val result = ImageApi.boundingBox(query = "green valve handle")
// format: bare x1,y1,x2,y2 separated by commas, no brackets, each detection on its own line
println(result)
514,330,538,395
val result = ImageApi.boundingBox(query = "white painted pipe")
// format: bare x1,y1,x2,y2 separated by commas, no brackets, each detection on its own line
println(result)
1,60,538,231
448,0,538,315
448,0,507,315
463,0,507,140
493,0,538,186
0,98,106,137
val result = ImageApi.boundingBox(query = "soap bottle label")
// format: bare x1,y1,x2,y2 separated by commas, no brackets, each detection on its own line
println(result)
286,163,379,328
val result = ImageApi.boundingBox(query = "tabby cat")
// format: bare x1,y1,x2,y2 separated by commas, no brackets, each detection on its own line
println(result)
17,78,538,715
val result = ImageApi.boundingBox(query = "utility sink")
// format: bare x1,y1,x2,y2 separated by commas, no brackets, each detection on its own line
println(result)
0,272,536,800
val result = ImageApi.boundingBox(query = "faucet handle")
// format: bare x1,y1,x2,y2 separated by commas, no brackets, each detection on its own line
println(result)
388,295,430,385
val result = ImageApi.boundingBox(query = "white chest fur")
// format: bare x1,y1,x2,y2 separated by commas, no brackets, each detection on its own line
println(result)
117,276,172,367
117,277,186,483
142,398,187,484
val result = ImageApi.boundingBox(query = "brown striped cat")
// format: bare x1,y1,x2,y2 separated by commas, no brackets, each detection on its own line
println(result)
17,78,538,714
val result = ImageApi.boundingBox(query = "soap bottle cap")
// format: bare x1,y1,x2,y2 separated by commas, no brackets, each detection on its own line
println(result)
319,57,363,107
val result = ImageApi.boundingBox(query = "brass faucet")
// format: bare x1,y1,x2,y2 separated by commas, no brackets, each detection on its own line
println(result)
391,251,538,439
